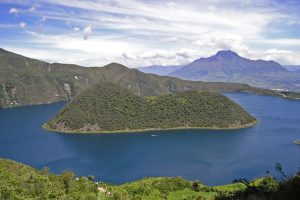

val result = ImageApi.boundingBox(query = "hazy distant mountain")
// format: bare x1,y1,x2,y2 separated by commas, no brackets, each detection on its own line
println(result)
0,48,276,108
170,50,287,78
284,65,300,72
169,50,300,91
137,65,184,76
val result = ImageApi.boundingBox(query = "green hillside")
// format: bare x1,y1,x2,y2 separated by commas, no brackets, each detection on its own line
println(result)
0,48,282,108
1,159,299,200
44,82,256,133
0,158,241,200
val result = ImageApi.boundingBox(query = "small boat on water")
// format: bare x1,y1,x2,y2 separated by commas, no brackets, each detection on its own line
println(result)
151,134,159,137
294,140,300,145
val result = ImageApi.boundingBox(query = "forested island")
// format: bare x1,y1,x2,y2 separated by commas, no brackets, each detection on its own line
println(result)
44,82,256,133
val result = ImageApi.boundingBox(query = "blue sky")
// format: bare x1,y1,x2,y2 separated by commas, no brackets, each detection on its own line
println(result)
0,0,300,67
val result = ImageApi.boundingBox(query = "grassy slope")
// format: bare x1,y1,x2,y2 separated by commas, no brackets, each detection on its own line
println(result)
0,158,248,200
0,159,99,200
0,48,281,108
44,82,256,133
3,159,297,200
0,159,300,200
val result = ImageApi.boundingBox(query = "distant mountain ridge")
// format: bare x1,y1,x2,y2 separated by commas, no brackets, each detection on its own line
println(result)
1,48,280,108
284,65,300,72
170,50,288,79
137,64,184,76
142,50,299,91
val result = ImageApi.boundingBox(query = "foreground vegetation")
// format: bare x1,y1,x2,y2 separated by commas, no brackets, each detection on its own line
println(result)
1,159,299,200
45,82,256,133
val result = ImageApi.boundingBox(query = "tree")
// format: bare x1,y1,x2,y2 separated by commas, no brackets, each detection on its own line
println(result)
192,180,201,192
61,170,75,194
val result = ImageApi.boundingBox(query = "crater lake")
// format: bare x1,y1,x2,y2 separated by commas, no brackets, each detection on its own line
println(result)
0,93,300,185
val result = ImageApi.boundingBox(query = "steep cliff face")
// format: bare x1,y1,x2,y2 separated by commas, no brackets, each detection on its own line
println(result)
0,83,22,107
0,49,78,107
63,83,72,100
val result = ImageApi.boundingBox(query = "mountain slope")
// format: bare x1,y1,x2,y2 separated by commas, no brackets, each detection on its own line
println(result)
137,64,184,76
169,50,300,91
0,48,280,108
284,65,300,72
4,158,299,200
44,82,256,133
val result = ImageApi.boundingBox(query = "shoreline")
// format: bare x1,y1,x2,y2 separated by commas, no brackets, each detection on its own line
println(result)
42,120,258,134
0,157,271,191
1,90,300,110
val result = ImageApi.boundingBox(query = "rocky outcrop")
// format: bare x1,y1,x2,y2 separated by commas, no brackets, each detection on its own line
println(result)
63,83,72,100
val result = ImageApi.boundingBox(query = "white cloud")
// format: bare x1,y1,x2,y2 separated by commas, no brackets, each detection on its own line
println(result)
251,38,300,47
1,46,82,64
9,7,19,14
256,49,300,65
122,52,133,60
194,34,249,55
19,22,26,29
2,0,300,65
29,6,36,12
83,25,92,40
21,31,148,66
40,16,47,22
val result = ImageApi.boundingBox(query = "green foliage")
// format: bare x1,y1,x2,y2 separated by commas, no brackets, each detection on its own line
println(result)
45,82,256,133
216,175,300,200
193,181,202,192
105,177,216,200
0,159,216,200
0,159,98,200
1,158,300,200
61,170,75,193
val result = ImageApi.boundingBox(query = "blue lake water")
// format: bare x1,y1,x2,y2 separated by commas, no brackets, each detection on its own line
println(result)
0,93,300,186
